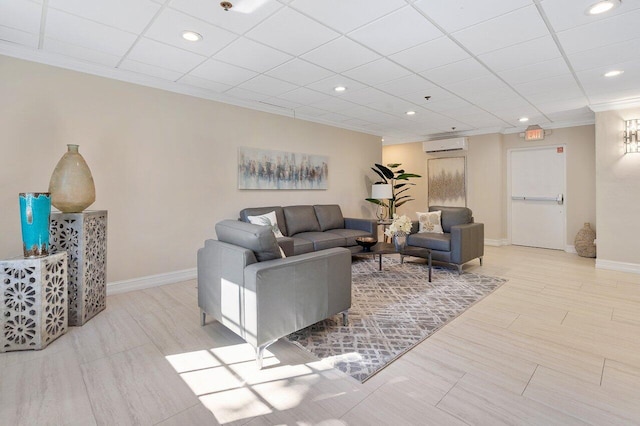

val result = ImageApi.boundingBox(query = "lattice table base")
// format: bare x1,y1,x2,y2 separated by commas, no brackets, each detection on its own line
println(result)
1,252,68,352
50,210,107,326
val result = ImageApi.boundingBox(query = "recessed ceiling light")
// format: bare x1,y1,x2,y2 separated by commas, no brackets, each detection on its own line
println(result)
406,111,416,116
182,31,202,42
587,0,620,15
334,86,346,92
519,117,529,123
604,70,624,77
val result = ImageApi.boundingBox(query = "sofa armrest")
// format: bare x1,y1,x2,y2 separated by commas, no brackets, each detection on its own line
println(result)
344,217,376,235
276,237,295,257
243,247,352,348
450,223,484,264
410,221,419,234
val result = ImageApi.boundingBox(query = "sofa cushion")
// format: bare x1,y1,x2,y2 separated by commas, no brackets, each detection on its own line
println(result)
429,206,472,233
407,232,451,252
283,205,321,236
290,237,315,255
247,210,284,238
294,232,347,251
314,204,345,231
215,220,282,262
240,206,287,236
324,228,372,246
417,211,443,234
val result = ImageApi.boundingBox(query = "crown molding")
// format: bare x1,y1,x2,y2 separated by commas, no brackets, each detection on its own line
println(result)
590,98,640,112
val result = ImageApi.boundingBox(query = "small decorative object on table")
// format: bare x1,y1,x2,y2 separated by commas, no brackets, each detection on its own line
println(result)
385,214,412,251
19,192,51,257
574,222,596,258
355,237,377,252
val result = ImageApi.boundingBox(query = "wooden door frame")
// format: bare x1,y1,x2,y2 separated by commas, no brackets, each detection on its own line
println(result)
506,145,568,250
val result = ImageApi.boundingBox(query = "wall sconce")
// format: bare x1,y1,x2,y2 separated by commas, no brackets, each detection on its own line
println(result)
624,119,639,153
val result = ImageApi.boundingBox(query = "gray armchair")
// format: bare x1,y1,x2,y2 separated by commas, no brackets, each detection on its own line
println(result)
406,206,484,274
197,220,352,368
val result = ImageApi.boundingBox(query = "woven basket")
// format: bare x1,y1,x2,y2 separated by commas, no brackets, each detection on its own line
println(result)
574,222,596,258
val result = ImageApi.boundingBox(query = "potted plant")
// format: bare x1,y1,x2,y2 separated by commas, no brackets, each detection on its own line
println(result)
366,163,421,219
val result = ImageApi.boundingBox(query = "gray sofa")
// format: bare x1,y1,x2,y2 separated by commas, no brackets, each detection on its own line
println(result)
198,220,352,368
406,206,484,274
239,204,376,256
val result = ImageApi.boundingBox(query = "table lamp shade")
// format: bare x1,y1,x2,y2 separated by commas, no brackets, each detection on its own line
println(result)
371,184,393,199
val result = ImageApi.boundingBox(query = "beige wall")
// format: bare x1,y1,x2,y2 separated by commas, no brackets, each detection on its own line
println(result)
383,125,596,247
595,108,640,267
0,55,381,282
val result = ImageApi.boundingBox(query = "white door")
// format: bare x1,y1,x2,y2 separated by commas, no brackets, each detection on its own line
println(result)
509,146,566,250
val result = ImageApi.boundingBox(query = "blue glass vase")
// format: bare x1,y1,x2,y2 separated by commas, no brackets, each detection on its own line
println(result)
19,192,51,257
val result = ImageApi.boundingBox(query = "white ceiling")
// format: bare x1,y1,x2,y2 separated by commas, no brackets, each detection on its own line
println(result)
2,0,640,144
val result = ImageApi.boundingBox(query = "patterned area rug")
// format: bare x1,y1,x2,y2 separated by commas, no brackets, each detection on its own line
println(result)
287,256,507,382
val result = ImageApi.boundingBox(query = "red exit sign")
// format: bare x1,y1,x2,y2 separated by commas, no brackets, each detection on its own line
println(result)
525,126,545,141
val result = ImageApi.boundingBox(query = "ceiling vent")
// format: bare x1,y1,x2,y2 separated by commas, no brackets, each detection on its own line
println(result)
423,137,468,153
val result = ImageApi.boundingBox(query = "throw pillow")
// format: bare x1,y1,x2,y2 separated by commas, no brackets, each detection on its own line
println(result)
417,211,444,234
247,211,284,238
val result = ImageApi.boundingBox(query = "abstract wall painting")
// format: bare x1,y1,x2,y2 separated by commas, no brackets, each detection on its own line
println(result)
428,157,466,207
238,147,328,190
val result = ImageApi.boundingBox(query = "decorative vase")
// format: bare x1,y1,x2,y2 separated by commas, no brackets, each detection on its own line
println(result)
393,232,407,251
574,222,596,258
49,144,96,213
19,192,51,257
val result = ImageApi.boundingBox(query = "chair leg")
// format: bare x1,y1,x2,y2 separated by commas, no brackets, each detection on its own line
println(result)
457,264,463,275
256,339,277,369
200,309,206,326
480,256,483,266
342,310,349,326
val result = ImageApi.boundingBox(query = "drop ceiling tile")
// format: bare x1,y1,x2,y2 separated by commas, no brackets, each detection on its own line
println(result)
294,105,330,117
377,74,453,98
119,59,183,81
145,8,237,56
589,88,640,104
213,37,292,72
127,37,207,73
45,9,138,56
515,73,579,96
533,96,589,114
390,37,470,73
545,106,594,123
169,0,283,34
305,75,367,94
348,6,442,56
225,86,269,102
245,8,338,56
414,0,531,33
453,5,549,55
420,58,490,86
262,97,302,110
423,97,472,113
477,95,533,111
289,0,407,33
343,58,412,86
368,97,422,116
524,83,584,104
567,37,640,72
189,58,257,85
0,25,39,47
266,59,333,86
498,57,571,85
48,0,160,33
557,9,640,54
179,74,233,93
576,59,640,95
237,74,298,97
478,36,561,72
0,0,41,33
301,36,380,73
277,87,331,104
540,0,640,32
319,112,353,123
309,96,358,112
44,37,120,66
340,87,392,105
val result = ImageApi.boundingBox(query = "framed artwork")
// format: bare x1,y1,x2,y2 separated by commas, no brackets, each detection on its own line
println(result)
238,147,328,190
428,156,466,207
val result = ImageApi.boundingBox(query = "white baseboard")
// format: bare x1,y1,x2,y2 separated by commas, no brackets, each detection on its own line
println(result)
565,245,577,254
107,268,197,295
596,259,640,275
485,239,509,246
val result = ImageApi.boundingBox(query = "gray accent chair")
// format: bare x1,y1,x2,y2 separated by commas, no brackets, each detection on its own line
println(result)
197,220,352,368
406,206,484,274
239,204,376,256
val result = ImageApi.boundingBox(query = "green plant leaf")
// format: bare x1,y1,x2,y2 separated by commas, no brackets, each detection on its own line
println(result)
375,163,395,179
394,183,407,189
365,198,388,207
395,195,412,202
395,198,414,207
395,187,410,195
396,169,405,175
386,163,401,168
396,173,421,179
371,167,388,183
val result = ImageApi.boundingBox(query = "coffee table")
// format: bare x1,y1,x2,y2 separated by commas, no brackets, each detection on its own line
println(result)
353,242,432,282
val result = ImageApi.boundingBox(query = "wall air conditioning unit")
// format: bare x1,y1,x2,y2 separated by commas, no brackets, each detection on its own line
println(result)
423,137,468,153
